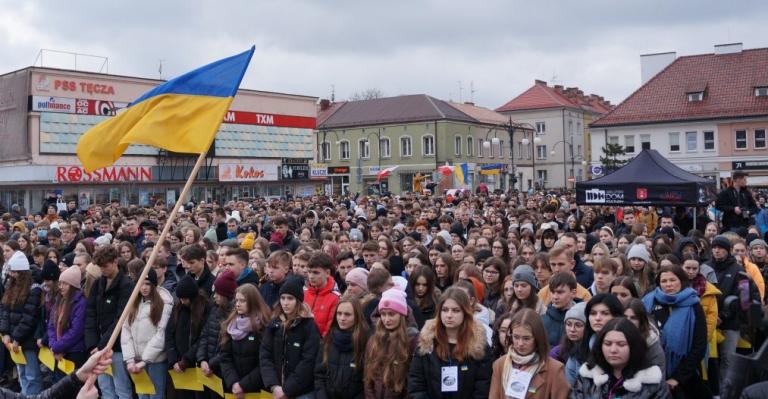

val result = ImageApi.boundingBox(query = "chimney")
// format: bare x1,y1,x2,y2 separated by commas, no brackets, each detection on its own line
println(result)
554,85,564,92
319,99,331,111
640,51,676,84
463,101,475,106
535,79,547,86
715,42,743,55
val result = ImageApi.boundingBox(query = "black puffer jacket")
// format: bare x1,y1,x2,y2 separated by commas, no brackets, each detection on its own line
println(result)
260,307,320,397
84,271,132,351
196,304,230,371
0,284,42,350
165,301,210,369
0,373,84,398
314,330,367,399
220,327,264,392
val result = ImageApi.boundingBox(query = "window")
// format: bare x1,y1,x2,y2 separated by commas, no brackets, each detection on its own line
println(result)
640,134,651,150
499,140,505,158
624,135,635,153
577,122,582,135
537,170,548,184
359,139,370,159
321,142,331,161
535,122,546,135
756,87,768,97
379,138,391,158
454,136,462,156
577,144,583,157
467,137,473,156
703,131,714,150
339,140,350,160
735,130,747,150
608,136,619,145
477,139,484,158
688,92,704,102
686,131,697,151
536,145,547,160
755,129,766,149
423,135,435,156
669,132,680,152
517,141,523,159
400,136,412,157
568,121,573,135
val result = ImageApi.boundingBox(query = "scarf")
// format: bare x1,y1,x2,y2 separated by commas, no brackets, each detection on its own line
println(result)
227,315,253,341
642,287,699,377
237,266,253,283
332,329,354,353
502,348,541,395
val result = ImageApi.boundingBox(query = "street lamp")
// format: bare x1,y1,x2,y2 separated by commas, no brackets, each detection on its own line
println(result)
521,133,542,190
551,136,589,190
363,128,383,195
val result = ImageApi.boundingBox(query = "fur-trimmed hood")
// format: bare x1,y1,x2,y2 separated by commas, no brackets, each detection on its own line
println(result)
578,363,662,393
416,318,487,360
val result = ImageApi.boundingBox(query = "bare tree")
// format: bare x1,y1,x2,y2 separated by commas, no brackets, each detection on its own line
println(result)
348,88,384,101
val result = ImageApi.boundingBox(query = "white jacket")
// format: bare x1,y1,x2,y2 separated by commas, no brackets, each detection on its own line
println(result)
121,287,173,364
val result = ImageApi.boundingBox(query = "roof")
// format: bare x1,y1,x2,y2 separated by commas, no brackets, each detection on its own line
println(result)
592,48,768,127
447,102,509,125
495,80,612,114
317,94,477,129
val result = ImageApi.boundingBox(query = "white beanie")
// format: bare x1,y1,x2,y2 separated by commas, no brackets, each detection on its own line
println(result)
627,244,650,264
94,233,112,247
8,251,30,271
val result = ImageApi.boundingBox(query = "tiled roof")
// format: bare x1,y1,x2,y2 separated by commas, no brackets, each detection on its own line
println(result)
317,94,476,129
495,81,613,114
447,102,509,125
592,47,768,127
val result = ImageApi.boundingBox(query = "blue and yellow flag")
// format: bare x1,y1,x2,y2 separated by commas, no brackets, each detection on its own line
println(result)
455,163,469,185
480,163,503,175
76,46,255,172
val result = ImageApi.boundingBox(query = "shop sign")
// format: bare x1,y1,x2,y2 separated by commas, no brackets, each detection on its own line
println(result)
35,75,116,96
223,110,316,129
55,166,152,183
367,166,380,175
219,162,278,182
281,164,309,180
584,188,625,204
328,166,350,174
31,96,128,116
310,163,328,180
733,160,768,171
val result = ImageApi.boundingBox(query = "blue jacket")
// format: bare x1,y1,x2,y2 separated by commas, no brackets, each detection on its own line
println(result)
541,304,567,347
574,256,594,288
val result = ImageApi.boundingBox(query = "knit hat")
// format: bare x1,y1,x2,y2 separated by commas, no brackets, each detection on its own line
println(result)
240,232,256,251
475,249,493,264
62,252,75,268
41,259,60,281
436,230,452,245
214,270,237,300
176,275,199,299
94,233,112,247
85,263,102,280
204,228,219,244
711,235,732,252
345,268,369,292
279,275,305,303
512,265,539,291
145,268,158,286
750,239,768,251
59,266,81,289
565,301,587,324
379,288,408,316
627,244,650,264
392,276,408,292
349,229,364,242
8,251,29,271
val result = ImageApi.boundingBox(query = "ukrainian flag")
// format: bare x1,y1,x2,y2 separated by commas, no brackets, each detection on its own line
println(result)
76,46,255,172
455,163,469,186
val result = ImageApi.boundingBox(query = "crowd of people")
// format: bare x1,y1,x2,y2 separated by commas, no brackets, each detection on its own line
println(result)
0,173,768,398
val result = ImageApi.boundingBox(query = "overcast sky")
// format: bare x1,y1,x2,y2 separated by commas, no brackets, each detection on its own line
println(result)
2,1,767,109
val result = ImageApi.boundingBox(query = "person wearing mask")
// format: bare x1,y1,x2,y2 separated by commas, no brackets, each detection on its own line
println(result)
47,266,87,381
408,287,492,398
121,269,174,399
166,276,210,398
570,318,670,399
489,308,569,399
219,284,272,397
260,276,320,399
314,296,370,399
196,270,236,398
84,246,133,399
0,252,43,394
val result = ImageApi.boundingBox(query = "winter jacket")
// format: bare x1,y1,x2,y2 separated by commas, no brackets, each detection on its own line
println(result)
260,305,321,397
647,297,706,384
268,230,301,254
489,356,569,399
0,284,42,350
47,291,86,355
84,271,133,351
314,331,368,399
570,364,671,399
700,281,720,357
191,266,215,297
643,329,667,378
0,373,84,399
408,319,492,399
741,257,766,301
165,301,210,369
538,284,592,306
541,304,568,347
573,256,594,289
219,325,265,392
260,278,287,308
709,255,762,330
196,304,230,371
121,287,173,364
305,276,341,337
716,186,759,231
363,329,419,399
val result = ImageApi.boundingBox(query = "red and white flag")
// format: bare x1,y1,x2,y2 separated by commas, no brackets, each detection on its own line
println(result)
377,166,399,182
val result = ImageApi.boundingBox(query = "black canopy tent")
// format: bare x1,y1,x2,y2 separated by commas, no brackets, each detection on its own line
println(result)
576,149,717,208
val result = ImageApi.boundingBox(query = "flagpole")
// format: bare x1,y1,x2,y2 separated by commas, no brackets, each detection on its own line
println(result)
103,150,208,351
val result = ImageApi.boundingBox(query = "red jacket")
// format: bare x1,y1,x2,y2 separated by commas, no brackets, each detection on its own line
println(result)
304,276,340,336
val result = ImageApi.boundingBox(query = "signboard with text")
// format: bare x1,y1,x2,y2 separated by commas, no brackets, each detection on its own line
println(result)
55,166,152,183
219,162,279,182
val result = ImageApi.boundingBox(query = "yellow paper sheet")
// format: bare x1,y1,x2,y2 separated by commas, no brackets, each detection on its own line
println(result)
38,347,55,370
129,369,156,395
106,365,113,376
57,358,75,374
223,393,271,399
6,344,26,365
196,367,224,397
169,368,204,391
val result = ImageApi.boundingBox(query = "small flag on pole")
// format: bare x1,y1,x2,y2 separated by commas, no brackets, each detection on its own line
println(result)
377,166,398,182
76,47,255,172
455,163,469,185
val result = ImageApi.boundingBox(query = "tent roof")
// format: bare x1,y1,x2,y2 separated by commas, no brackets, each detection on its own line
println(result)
587,149,712,185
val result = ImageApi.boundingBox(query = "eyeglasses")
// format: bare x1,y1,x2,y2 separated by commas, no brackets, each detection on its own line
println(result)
483,269,499,275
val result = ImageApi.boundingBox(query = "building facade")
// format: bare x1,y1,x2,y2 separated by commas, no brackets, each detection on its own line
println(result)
0,67,317,213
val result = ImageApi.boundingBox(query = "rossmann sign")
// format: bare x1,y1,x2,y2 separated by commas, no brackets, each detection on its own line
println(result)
55,166,152,183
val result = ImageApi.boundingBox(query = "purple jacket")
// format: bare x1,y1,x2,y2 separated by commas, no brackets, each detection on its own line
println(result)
47,291,86,355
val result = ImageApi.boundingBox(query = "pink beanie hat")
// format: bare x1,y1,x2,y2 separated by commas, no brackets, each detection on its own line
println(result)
345,268,369,292
59,266,81,289
378,288,408,316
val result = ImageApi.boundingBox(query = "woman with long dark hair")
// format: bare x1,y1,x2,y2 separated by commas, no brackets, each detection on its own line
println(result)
481,257,507,311
47,265,86,381
624,299,666,376
434,253,456,293
315,296,370,398
196,270,236,395
408,265,440,322
408,287,492,398
565,293,624,385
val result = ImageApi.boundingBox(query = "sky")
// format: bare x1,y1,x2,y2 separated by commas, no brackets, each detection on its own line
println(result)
2,1,768,109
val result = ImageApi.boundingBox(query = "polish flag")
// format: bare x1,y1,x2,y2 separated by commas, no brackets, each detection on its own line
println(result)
377,166,399,182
